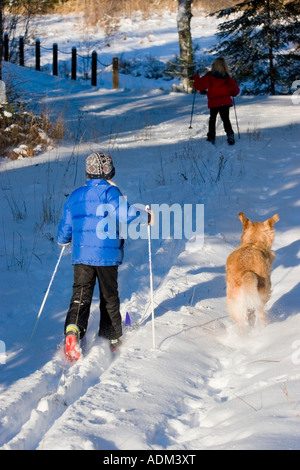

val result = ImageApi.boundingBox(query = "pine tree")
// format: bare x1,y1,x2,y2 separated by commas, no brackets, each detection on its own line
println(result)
210,0,300,94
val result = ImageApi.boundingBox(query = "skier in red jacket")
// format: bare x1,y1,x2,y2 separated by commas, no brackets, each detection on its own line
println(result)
193,57,240,145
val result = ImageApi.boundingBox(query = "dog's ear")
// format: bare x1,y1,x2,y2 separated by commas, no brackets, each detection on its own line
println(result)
238,212,249,226
266,214,279,227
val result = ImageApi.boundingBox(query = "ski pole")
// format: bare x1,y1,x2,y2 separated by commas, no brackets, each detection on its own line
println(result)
233,97,240,139
30,245,66,341
189,89,197,129
146,206,155,350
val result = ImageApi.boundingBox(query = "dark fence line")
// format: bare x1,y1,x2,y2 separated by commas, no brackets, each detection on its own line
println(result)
2,33,119,89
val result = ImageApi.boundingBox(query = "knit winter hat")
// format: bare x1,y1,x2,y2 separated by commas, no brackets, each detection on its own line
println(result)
86,152,115,180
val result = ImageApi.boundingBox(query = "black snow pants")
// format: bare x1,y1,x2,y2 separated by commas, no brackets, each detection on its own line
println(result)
64,264,122,340
207,105,234,140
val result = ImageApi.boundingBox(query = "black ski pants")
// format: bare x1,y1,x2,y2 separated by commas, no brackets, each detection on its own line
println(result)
208,105,234,140
64,264,122,340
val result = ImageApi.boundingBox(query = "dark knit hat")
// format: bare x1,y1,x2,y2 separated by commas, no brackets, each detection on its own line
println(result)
86,152,115,180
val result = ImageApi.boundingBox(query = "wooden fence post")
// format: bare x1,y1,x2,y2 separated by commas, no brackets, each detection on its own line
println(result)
35,39,40,71
71,47,76,80
2,34,118,91
113,56,119,89
19,36,24,66
53,43,58,76
91,50,97,86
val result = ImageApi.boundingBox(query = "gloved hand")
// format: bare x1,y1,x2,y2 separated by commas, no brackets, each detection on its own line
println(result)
147,209,156,226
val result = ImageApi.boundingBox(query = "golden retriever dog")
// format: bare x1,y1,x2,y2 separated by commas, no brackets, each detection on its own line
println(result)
226,212,279,328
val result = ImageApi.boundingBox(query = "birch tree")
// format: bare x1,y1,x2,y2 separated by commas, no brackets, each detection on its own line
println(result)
177,0,193,92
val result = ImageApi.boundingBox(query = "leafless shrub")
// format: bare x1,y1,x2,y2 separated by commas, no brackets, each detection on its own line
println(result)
0,103,65,160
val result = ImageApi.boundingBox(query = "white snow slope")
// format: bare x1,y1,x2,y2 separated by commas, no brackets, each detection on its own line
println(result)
0,10,300,452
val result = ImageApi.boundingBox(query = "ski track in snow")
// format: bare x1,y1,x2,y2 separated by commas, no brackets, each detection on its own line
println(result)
1,335,122,450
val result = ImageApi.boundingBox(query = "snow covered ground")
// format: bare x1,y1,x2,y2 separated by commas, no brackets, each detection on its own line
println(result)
0,9,300,451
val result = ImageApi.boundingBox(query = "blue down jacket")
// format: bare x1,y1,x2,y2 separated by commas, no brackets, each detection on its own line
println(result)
57,179,148,266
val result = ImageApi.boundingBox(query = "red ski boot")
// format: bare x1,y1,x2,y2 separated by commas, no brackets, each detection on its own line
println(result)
109,338,122,352
65,324,81,362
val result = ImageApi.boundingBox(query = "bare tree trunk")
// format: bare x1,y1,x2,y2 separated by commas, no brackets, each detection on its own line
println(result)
266,0,276,95
177,0,193,92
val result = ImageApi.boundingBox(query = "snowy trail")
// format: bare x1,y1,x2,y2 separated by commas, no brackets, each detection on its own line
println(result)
34,240,232,451
4,220,300,450
1,338,115,450
19,235,300,451
0,231,197,450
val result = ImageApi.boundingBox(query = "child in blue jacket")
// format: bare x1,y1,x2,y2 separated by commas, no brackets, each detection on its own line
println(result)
57,152,154,360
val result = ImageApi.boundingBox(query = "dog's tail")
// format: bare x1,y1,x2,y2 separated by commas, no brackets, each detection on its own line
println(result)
241,271,263,325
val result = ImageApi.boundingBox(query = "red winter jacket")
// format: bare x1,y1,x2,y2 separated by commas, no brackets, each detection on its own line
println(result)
193,72,240,109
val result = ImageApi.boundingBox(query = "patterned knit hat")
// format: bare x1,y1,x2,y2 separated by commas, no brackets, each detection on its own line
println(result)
86,152,115,180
